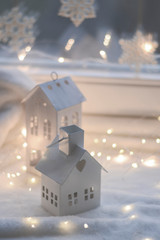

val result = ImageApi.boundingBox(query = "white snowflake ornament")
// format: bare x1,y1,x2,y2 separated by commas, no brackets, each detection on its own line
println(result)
0,6,37,53
58,0,96,27
119,31,158,69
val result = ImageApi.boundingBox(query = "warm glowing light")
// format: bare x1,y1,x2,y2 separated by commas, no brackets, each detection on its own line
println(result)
102,138,106,143
142,42,153,53
99,50,107,60
106,156,111,161
119,149,124,154
141,139,146,144
144,238,153,240
22,165,27,171
25,45,32,52
23,142,28,148
97,152,102,157
107,129,113,135
31,177,36,183
9,181,14,186
130,151,134,155
132,163,138,168
143,158,156,167
114,154,127,164
123,205,133,212
32,150,37,153
65,38,75,51
112,143,117,148
7,173,11,178
90,151,95,157
21,128,27,137
157,116,160,121
18,53,26,61
11,174,16,178
141,158,144,163
59,221,75,233
29,188,32,192
156,138,160,144
94,138,99,144
58,57,64,63
25,217,38,228
130,215,136,219
84,223,89,229
16,155,22,160
16,172,21,177
103,33,111,46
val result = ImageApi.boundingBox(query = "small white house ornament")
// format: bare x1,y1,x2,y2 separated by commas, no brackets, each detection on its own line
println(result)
36,125,107,216
22,76,86,173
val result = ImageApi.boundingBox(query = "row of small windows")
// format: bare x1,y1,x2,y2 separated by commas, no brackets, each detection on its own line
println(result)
42,186,58,207
30,112,79,136
42,186,94,207
67,187,94,206
61,112,79,127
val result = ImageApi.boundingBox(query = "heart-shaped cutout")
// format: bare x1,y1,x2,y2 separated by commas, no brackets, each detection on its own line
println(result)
76,159,86,172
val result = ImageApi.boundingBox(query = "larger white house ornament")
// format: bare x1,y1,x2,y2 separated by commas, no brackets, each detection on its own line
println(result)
119,31,158,69
36,125,107,216
58,0,96,27
22,76,86,174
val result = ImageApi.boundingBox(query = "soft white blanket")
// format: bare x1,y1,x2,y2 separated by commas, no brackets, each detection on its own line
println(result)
0,68,34,167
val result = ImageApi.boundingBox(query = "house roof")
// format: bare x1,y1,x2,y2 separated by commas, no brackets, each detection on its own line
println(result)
22,76,86,111
36,145,107,185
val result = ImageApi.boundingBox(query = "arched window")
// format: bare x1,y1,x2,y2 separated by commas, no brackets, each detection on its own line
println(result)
43,119,51,140
61,116,68,127
72,112,79,125
30,149,41,166
30,116,38,135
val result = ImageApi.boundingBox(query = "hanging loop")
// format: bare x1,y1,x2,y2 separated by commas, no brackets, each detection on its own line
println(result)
50,71,58,81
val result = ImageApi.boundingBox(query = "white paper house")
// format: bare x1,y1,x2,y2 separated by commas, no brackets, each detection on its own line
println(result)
36,125,107,216
22,77,85,173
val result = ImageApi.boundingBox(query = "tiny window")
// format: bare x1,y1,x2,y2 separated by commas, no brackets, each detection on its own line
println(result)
90,187,94,192
30,116,38,135
68,194,72,200
42,186,45,191
65,80,69,85
48,85,52,90
74,199,78,204
46,195,48,200
90,194,94,199
51,199,53,204
84,189,88,194
56,82,60,87
43,119,51,140
30,149,41,166
74,192,78,198
42,192,45,198
55,195,58,201
51,192,53,198
46,188,48,194
43,102,47,107
68,201,72,206
72,112,79,125
61,116,68,127
55,202,58,207
85,195,88,201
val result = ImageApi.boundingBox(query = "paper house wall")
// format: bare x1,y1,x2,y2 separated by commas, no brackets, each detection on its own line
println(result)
22,77,86,173
36,125,107,216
